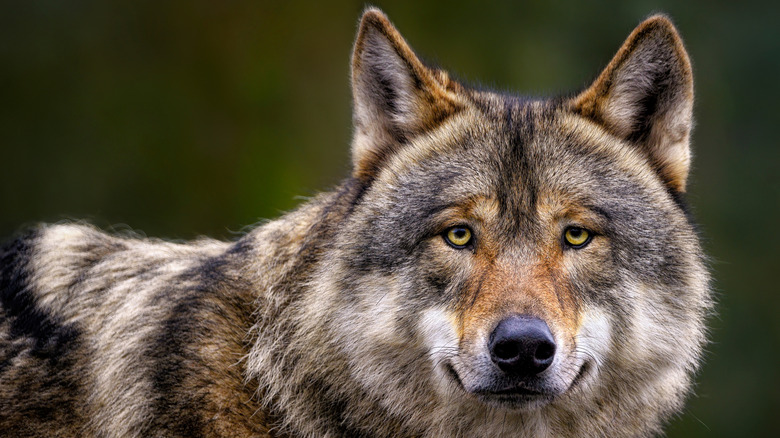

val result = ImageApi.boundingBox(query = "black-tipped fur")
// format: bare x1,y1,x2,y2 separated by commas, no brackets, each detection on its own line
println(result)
0,10,710,438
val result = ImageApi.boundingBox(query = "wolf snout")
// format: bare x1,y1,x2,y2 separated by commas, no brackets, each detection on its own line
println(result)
488,315,556,377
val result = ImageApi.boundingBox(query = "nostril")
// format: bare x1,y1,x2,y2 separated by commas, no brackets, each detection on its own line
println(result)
489,315,556,376
535,341,555,361
493,340,521,361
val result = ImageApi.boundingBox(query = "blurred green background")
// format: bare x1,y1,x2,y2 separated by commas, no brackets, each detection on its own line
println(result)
1,1,777,436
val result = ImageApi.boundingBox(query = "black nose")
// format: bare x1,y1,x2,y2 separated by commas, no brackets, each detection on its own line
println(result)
489,315,556,376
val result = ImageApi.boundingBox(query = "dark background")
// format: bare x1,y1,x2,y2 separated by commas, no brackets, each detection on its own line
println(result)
1,1,777,436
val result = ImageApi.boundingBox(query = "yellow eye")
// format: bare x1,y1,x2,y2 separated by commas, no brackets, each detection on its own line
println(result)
445,226,473,248
564,227,591,248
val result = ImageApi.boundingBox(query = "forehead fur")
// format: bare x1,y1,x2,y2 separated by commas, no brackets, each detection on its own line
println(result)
373,92,677,224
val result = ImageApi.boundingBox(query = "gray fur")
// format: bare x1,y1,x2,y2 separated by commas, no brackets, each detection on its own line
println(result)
0,9,710,438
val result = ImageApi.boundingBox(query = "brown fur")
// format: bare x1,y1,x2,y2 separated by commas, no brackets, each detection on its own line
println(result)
0,8,710,438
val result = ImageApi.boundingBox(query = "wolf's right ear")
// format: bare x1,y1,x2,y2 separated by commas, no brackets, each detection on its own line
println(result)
350,9,463,181
571,16,694,193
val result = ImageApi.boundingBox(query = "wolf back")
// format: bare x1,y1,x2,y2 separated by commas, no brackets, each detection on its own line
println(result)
0,8,711,438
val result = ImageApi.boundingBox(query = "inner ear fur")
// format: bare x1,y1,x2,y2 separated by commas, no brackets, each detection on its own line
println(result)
350,8,463,180
571,15,694,193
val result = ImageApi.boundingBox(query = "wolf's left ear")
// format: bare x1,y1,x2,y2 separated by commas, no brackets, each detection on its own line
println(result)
571,15,694,193
350,8,462,180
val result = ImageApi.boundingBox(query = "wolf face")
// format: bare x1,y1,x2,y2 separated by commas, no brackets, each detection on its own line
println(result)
252,9,710,437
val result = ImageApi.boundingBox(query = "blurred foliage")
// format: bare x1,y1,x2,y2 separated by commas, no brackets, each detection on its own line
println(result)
1,1,778,436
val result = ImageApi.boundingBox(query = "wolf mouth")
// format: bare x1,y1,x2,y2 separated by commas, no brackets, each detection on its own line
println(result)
568,360,590,390
445,363,549,400
445,363,464,389
485,386,543,397
444,361,589,403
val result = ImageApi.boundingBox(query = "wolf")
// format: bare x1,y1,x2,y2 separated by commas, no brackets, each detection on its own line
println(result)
0,8,710,438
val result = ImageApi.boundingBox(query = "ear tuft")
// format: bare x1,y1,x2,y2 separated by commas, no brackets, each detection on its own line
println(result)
350,8,462,180
571,15,694,192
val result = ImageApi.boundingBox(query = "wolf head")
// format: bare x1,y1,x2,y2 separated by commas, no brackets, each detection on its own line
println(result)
255,9,710,437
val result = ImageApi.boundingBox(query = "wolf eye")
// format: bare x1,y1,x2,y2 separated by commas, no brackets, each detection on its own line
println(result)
563,227,592,249
444,226,473,249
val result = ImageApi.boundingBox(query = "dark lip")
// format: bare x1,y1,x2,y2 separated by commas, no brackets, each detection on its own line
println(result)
445,363,464,389
444,364,547,398
481,385,543,397
568,361,589,390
